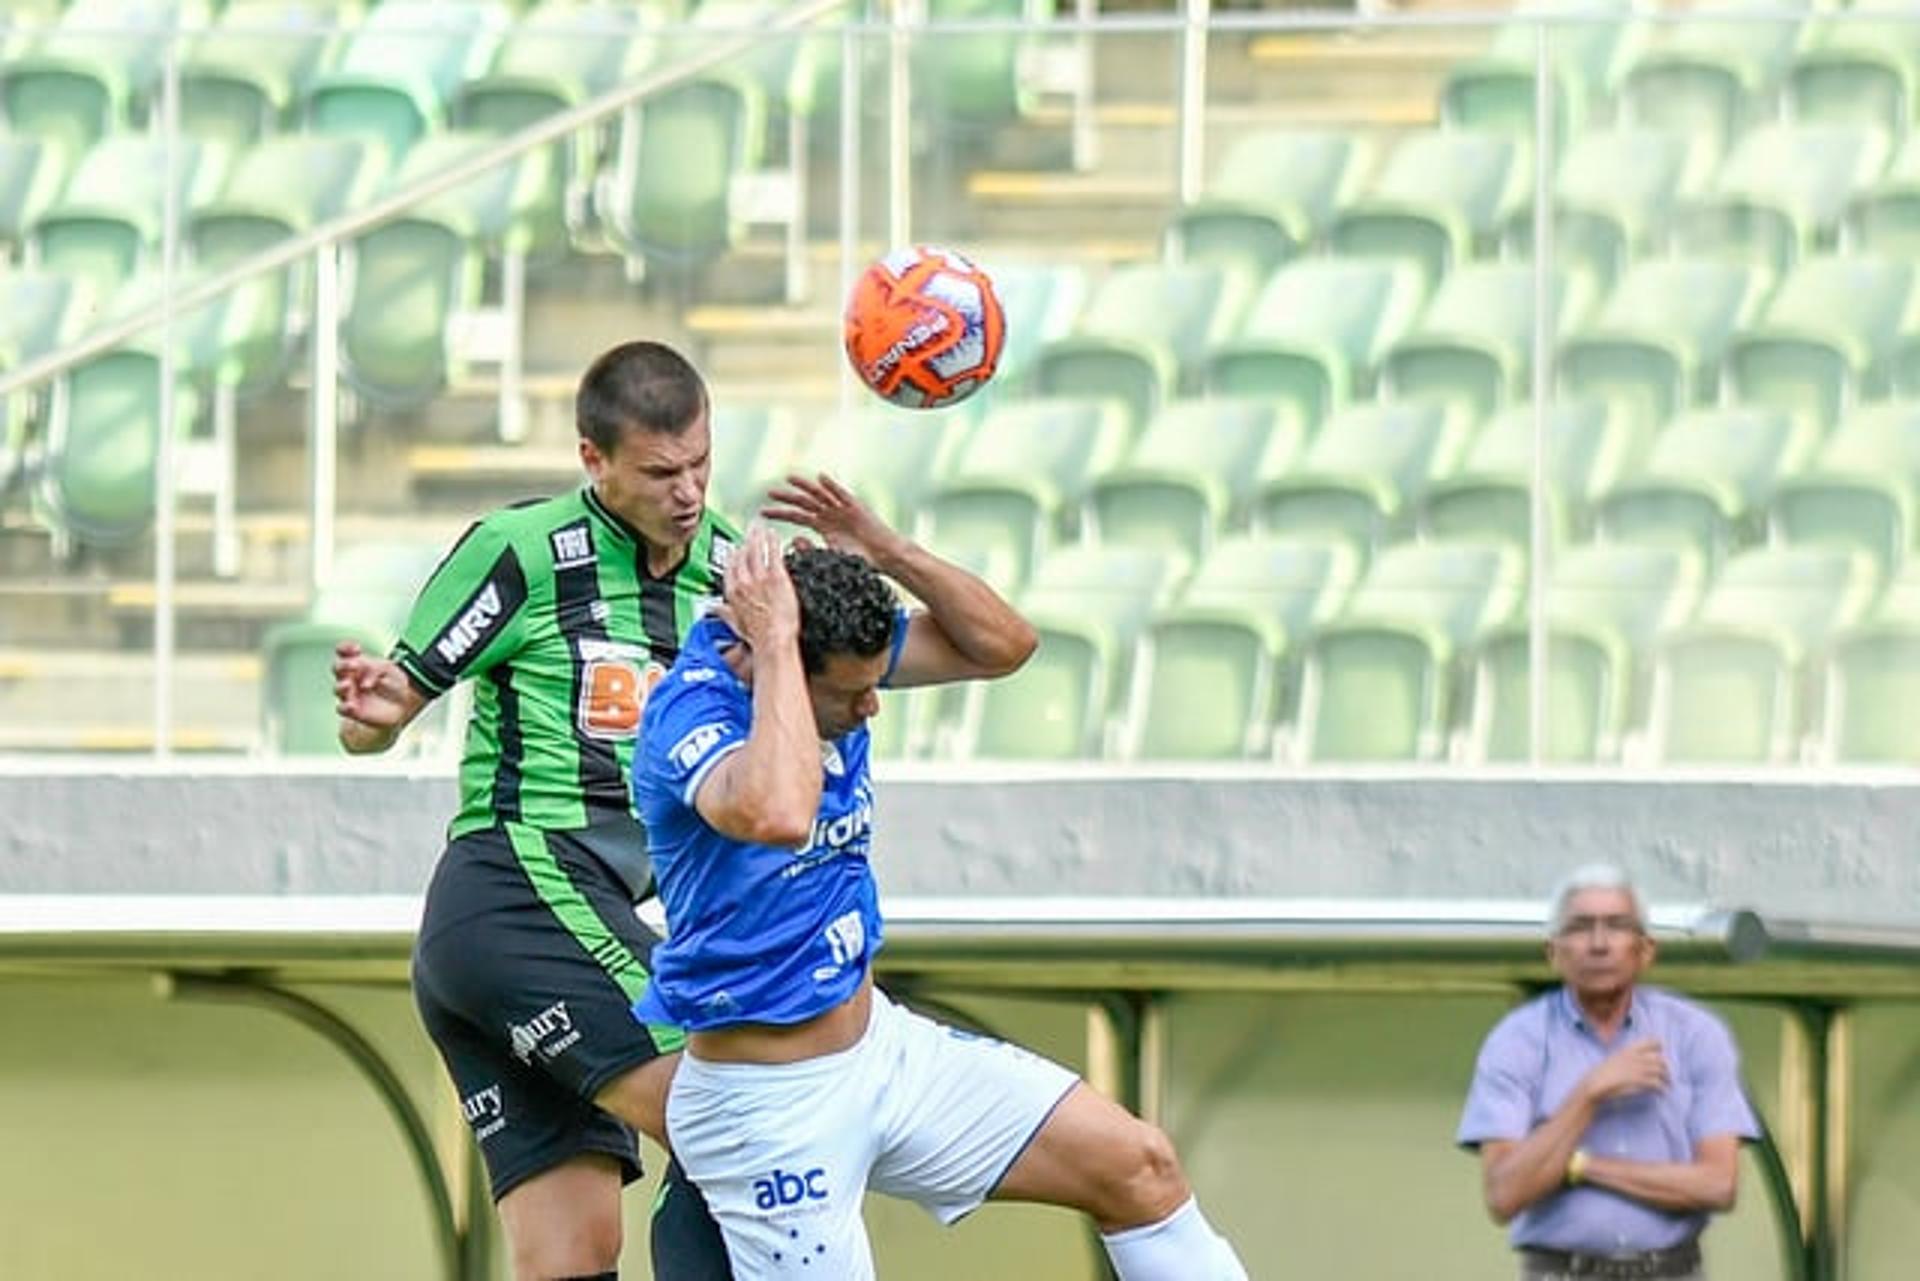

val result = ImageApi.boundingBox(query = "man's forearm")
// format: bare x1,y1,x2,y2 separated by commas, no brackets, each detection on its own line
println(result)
734,634,823,837
870,538,1034,674
1485,1092,1597,1221
1582,1155,1735,1213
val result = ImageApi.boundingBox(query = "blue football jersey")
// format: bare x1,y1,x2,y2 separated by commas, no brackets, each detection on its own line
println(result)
630,613,903,1030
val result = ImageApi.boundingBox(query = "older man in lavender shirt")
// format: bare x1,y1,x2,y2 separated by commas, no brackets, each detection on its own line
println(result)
1457,864,1760,1281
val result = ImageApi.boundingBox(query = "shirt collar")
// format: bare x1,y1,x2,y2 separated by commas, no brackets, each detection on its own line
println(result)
1558,984,1640,1035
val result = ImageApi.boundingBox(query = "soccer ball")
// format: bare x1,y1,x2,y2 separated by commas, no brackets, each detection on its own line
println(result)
843,246,1006,409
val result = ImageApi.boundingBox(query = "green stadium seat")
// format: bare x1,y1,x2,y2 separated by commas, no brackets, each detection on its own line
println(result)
1084,398,1293,563
1417,399,1630,552
306,0,506,164
1466,542,1702,762
1381,262,1584,429
0,272,84,495
1770,402,1920,574
1557,257,1767,438
1644,545,1877,763
1438,0,1636,142
1618,0,1800,160
189,135,377,394
596,69,768,271
29,134,232,290
1672,124,1891,280
339,131,545,409
1596,406,1816,564
981,260,1088,395
781,407,970,535
965,544,1186,760
1789,0,1920,137
1726,254,1915,434
1123,535,1358,760
0,135,71,259
1294,539,1523,761
1204,256,1427,436
920,397,1132,591
1032,262,1253,433
914,0,1057,129
179,1,341,147
1165,129,1367,282
1850,131,1920,259
1819,617,1920,763
706,402,802,525
0,0,214,158
1328,130,1524,289
1253,401,1466,552
454,1,653,257
1505,128,1706,298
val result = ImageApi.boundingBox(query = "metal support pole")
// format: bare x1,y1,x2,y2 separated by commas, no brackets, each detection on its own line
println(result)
1526,19,1555,766
1176,0,1211,206
212,383,239,578
152,38,182,760
310,243,340,599
887,0,916,248
497,247,527,444
1072,0,1099,173
838,13,864,425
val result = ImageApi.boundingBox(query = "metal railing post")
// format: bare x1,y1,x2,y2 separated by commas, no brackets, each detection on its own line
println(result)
310,244,340,598
1176,0,1211,206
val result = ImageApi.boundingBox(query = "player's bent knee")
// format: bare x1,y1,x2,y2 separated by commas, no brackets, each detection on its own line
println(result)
1103,1120,1189,1227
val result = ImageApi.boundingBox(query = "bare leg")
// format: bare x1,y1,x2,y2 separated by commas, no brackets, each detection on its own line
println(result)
991,1081,1188,1230
497,1153,625,1281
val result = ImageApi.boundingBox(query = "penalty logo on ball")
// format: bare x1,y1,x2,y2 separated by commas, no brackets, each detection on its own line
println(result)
844,245,1006,410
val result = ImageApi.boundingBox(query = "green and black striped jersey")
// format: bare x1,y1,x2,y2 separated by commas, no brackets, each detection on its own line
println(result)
394,486,739,839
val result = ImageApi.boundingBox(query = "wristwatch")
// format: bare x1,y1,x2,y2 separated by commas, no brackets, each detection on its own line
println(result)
1566,1148,1591,1186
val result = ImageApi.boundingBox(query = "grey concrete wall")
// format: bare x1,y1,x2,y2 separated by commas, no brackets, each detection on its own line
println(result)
2,768,1917,921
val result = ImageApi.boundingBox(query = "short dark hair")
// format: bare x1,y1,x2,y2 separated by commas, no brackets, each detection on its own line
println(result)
576,340,709,453
787,547,897,676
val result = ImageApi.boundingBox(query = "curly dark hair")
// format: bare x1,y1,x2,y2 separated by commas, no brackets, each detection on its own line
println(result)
575,340,709,453
786,546,898,675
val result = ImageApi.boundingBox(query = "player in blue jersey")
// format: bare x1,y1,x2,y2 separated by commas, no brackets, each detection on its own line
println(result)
630,478,1249,1280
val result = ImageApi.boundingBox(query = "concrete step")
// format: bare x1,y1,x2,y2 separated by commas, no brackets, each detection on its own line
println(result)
0,646,261,752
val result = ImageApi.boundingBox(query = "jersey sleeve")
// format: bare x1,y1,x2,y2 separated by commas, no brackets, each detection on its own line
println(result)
642,665,751,809
391,519,531,698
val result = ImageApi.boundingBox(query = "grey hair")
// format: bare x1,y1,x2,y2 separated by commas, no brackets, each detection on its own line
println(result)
1547,863,1649,936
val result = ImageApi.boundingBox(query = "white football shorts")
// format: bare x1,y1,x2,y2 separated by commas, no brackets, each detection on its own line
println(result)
666,987,1081,1280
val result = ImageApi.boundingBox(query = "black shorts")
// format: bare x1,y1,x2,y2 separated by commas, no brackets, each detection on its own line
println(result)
411,822,685,1201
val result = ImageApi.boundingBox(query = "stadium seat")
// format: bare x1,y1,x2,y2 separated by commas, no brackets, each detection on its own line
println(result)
0,0,214,158
781,407,970,536
705,402,802,525
1329,130,1523,289
1770,401,1920,574
339,131,544,409
29,134,231,290
919,397,1132,591
1083,398,1293,564
1123,535,1357,760
1850,131,1920,260
1417,399,1630,552
306,0,506,164
1618,0,1800,160
1438,0,1636,142
914,0,1058,129
1294,540,1523,761
454,1,653,256
0,272,84,495
1381,262,1583,429
1466,542,1702,762
964,544,1187,760
1203,256,1427,436
1595,406,1816,565
1556,257,1767,438
1642,545,1876,763
1164,129,1367,282
179,0,341,147
0,135,71,261
1252,401,1467,553
1504,128,1705,298
189,135,378,394
1789,0,1920,138
1725,254,1915,434
1818,562,1920,761
1671,123,1891,280
1031,262,1252,433
596,69,767,271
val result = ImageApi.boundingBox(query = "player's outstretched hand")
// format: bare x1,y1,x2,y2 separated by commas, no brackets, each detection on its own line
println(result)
720,522,801,654
332,640,415,730
763,473,903,566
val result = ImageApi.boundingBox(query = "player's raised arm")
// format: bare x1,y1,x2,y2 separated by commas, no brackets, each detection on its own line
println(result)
688,523,823,846
763,473,1036,688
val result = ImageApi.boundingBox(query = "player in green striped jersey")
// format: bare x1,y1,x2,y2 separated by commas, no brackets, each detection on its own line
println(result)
333,341,735,1280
